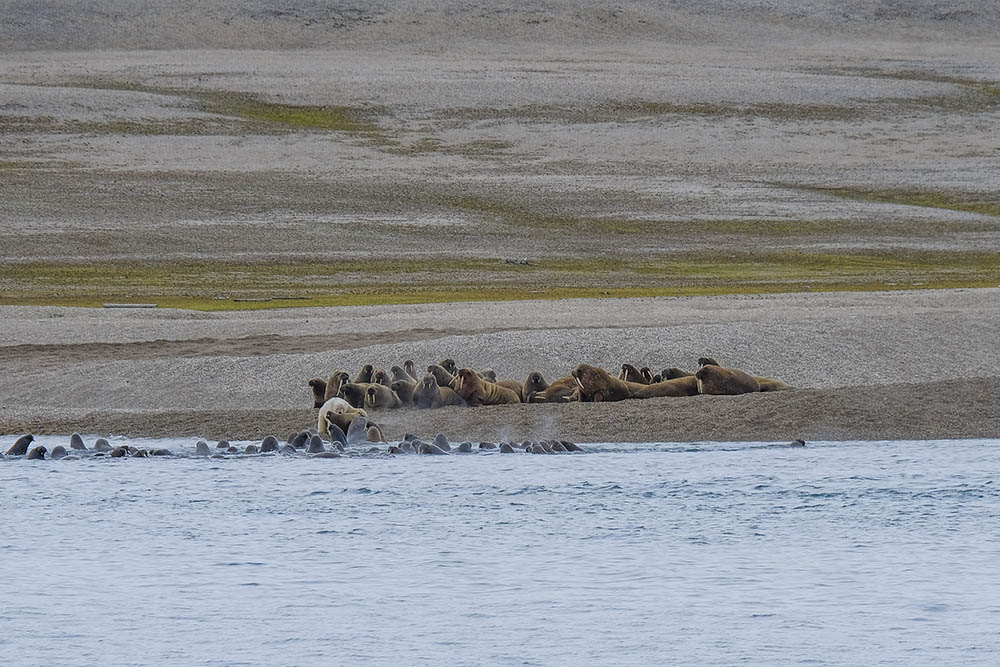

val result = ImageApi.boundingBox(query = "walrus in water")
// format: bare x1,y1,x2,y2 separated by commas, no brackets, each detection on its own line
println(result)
391,379,416,404
6,434,34,456
412,373,466,409
70,432,87,450
629,375,700,398
570,364,637,402
364,384,403,410
695,364,760,395
527,376,581,403
51,445,69,460
353,364,375,384
26,445,47,460
455,368,521,406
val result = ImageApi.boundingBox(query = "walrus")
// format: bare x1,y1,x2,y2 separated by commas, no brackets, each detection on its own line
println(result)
524,372,548,397
619,364,651,384
26,445,47,460
346,415,368,445
69,432,87,450
354,364,375,384
51,445,69,460
390,365,415,383
661,367,695,380
527,376,581,403
695,364,760,395
110,446,129,458
324,371,350,401
260,435,279,453
387,445,403,454
455,368,521,406
439,358,457,375
403,360,419,382
312,451,341,459
6,434,33,456
150,448,172,456
480,369,498,382
390,379,416,404
412,373,466,409
307,435,325,454
456,442,474,453
698,356,721,367
94,438,112,453
364,384,403,410
308,378,328,408
291,431,310,449
630,375,700,398
324,410,366,438
432,433,451,451
755,376,795,391
195,440,211,456
366,424,386,443
418,442,449,455
341,382,373,409
570,364,638,402
498,443,515,453
495,379,525,402
372,369,391,386
427,364,458,388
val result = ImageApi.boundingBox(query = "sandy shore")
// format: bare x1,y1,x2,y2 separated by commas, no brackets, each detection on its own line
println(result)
2,289,998,443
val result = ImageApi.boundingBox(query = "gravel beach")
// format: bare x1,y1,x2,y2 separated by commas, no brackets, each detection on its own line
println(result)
2,289,998,443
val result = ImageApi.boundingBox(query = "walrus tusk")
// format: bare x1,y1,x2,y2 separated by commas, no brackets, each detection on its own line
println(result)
573,375,585,390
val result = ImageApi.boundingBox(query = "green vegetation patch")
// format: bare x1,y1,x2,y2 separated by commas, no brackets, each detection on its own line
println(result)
798,186,1000,218
3,250,997,311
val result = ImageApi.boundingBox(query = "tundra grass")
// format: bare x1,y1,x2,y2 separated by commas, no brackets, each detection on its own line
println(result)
2,250,997,311
795,185,1000,218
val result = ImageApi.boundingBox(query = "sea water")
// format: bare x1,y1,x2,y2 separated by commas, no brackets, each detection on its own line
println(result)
2,437,998,666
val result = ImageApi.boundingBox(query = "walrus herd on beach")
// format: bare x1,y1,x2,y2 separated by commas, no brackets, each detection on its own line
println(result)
309,356,793,414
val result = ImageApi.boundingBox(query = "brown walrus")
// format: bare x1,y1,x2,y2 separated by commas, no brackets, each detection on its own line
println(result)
619,363,651,384
325,371,350,401
661,367,695,380
412,373,466,409
570,364,639,402
427,364,458,388
372,369,391,386
698,357,722,368
403,360,419,382
438,359,458,375
495,379,525,401
455,368,521,406
630,375,700,398
365,384,403,410
391,379,417,404
353,364,375,384
341,382,373,409
524,372,548,397
526,376,581,403
695,364,760,395
755,376,795,391
308,378,328,408
390,365,414,383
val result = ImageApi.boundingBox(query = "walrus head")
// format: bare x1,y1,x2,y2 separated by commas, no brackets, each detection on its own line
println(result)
420,373,437,390
308,378,327,408
439,358,457,374
455,368,482,395
365,386,379,408
524,371,547,395
698,357,721,367
373,369,390,386
354,364,375,384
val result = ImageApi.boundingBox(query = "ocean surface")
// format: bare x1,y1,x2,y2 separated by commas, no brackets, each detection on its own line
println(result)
2,436,999,666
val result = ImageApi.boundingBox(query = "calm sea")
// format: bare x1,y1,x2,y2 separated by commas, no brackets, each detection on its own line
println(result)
2,436,999,666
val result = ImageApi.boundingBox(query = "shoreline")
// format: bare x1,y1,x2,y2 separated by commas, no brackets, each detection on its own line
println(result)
3,377,998,444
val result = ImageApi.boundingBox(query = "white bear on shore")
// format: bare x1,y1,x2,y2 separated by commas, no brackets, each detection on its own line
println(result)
317,397,367,438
